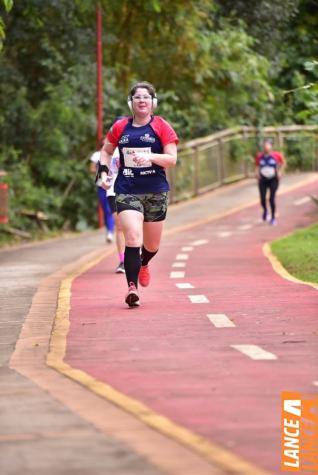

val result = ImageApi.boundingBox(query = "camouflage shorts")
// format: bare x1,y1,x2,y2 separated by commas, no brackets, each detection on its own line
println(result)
115,192,169,222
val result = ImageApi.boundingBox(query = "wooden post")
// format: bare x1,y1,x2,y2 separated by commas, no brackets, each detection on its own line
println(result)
217,139,225,184
315,132,318,171
277,130,284,150
193,146,199,196
0,170,8,224
96,3,103,148
96,3,104,228
242,127,249,178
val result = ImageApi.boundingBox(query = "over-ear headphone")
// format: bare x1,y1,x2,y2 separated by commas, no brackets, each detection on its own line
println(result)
127,93,158,112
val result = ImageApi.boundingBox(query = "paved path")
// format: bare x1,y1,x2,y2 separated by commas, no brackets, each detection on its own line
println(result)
1,173,317,475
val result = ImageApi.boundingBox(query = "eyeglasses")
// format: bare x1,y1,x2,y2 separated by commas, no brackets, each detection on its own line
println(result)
132,95,153,101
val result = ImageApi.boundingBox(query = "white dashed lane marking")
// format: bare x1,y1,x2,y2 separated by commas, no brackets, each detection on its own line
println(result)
176,283,194,289
207,314,235,328
170,271,185,279
217,232,233,238
237,224,252,230
176,254,189,260
181,246,193,252
293,196,311,206
188,295,209,304
190,239,209,246
231,344,277,360
172,262,186,268
312,381,318,387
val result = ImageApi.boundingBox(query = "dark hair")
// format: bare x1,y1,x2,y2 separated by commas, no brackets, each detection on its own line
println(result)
128,81,156,99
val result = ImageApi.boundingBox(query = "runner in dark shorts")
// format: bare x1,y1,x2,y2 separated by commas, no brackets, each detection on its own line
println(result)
255,139,285,225
99,81,179,307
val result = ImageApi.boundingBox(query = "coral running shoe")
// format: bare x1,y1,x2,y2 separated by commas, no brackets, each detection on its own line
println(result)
125,282,140,307
139,265,150,287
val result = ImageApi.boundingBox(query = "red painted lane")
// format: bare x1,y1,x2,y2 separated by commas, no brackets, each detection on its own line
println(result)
65,180,318,474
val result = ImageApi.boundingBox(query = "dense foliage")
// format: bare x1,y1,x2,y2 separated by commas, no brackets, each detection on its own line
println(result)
0,0,317,234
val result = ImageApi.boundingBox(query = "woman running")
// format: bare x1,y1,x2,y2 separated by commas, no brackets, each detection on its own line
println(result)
255,139,285,225
100,81,179,307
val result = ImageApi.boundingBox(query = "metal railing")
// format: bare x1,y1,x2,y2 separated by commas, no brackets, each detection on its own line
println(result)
169,125,318,203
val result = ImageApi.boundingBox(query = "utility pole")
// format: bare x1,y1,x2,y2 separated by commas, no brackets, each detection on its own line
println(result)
96,2,104,228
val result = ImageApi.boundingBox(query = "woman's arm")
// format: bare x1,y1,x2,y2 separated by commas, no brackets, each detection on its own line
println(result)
278,155,286,177
100,141,115,189
100,142,115,168
133,142,177,168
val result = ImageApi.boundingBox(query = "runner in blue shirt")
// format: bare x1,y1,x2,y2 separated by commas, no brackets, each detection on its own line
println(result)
255,139,285,225
99,81,179,307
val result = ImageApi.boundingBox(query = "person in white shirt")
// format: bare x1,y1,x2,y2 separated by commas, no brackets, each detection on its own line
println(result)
90,149,115,243
105,148,125,273
90,147,125,273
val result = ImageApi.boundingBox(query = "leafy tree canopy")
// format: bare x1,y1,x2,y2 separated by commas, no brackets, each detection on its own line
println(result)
0,0,316,234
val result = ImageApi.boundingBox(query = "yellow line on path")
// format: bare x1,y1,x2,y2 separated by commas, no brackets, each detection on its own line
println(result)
46,219,293,475
47,174,318,475
48,277,272,475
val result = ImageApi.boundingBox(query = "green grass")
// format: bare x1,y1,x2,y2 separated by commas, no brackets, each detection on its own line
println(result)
271,222,318,284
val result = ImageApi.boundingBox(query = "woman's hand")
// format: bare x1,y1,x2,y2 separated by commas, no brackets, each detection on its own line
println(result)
101,171,113,190
132,151,152,167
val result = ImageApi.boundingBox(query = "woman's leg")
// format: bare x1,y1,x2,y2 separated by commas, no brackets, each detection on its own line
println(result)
142,221,164,263
138,192,167,287
97,187,115,233
113,212,125,263
138,220,164,287
258,179,268,220
118,210,144,287
108,196,125,265
269,178,279,221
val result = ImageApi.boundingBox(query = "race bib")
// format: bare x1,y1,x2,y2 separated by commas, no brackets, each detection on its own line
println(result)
260,166,276,179
122,147,152,168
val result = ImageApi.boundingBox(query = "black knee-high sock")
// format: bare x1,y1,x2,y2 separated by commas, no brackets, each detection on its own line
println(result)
124,246,141,287
141,246,158,266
